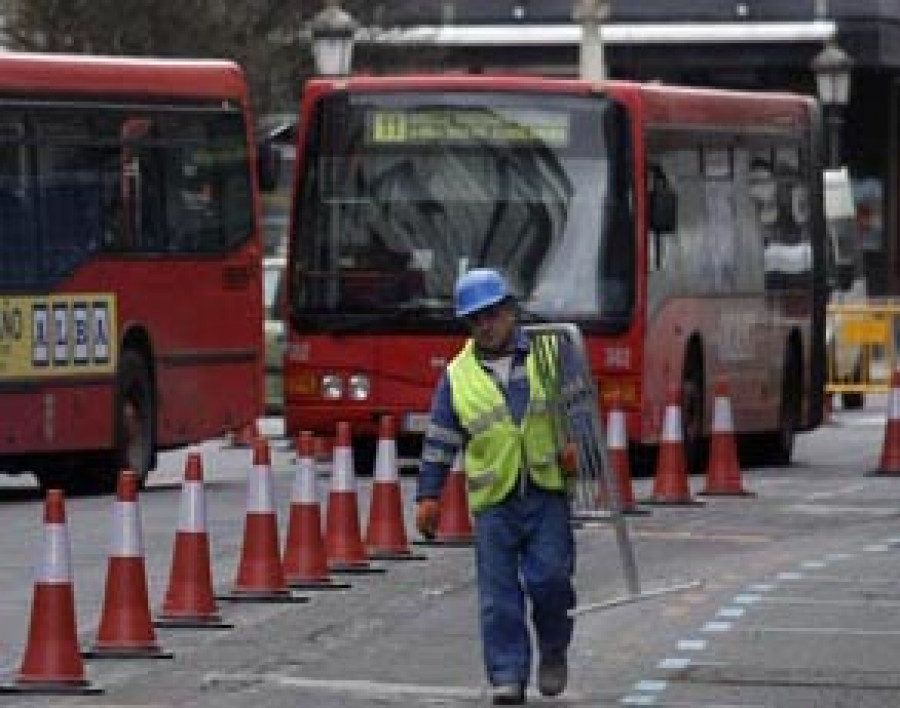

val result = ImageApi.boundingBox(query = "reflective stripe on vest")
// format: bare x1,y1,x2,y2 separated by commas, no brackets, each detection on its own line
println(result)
447,338,564,512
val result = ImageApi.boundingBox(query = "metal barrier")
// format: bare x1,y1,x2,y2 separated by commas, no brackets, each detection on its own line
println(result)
525,323,701,614
826,299,899,399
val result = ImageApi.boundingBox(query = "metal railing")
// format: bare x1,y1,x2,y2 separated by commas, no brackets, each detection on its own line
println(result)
526,323,701,613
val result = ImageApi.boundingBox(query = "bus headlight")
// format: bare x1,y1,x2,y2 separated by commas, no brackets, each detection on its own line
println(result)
348,374,370,401
321,374,344,400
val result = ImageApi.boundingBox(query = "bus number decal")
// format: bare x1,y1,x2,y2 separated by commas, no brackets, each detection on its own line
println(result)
0,294,117,379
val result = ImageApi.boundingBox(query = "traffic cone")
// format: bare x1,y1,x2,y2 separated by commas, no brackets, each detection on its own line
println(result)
221,438,308,602
418,452,474,546
365,416,427,561
645,385,702,505
873,368,900,475
701,376,753,496
325,422,385,573
4,490,101,694
599,397,643,514
156,452,231,629
283,432,351,590
85,471,172,659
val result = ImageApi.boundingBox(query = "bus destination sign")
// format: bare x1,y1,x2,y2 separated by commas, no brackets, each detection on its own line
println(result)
369,109,570,147
0,293,117,379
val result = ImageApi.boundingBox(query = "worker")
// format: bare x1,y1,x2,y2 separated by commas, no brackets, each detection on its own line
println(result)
415,267,576,705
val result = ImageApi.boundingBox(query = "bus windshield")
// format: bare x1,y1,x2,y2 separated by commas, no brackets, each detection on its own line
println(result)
292,91,634,325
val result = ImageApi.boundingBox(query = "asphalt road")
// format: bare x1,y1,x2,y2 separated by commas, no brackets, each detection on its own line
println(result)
0,401,898,706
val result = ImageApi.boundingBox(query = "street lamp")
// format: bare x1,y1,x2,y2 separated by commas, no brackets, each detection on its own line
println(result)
311,0,358,76
573,0,612,80
811,39,854,168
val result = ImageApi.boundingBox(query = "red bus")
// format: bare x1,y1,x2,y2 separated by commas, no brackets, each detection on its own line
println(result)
283,75,826,473
0,53,265,492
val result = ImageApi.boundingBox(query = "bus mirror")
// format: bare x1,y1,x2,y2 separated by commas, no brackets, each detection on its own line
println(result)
650,187,677,234
257,141,281,193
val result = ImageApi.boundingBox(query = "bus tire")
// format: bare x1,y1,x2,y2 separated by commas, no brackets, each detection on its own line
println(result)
841,392,864,410
104,349,156,490
353,436,377,477
757,344,801,466
681,342,707,475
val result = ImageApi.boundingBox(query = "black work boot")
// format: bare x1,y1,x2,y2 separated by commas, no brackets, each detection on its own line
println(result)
490,682,525,705
538,652,567,697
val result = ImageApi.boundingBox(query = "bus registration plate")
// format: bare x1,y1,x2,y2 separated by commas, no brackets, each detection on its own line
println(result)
403,412,430,433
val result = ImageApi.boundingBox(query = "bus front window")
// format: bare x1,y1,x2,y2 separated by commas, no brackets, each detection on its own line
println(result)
293,92,634,325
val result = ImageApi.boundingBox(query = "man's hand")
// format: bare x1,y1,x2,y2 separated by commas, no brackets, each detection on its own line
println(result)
415,498,441,540
559,441,578,476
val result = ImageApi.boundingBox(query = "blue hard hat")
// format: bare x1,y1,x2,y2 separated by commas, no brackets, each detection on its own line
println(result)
455,268,511,318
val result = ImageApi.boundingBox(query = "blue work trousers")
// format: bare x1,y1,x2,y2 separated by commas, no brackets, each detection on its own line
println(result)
473,483,576,687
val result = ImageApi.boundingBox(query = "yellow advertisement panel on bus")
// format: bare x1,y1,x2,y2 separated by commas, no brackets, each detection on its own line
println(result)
0,293,117,379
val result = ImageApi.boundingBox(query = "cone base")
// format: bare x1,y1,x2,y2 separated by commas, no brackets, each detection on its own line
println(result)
868,468,900,477
83,645,173,660
153,615,233,630
217,590,309,603
1,680,102,695
620,506,652,516
641,497,705,506
367,548,429,561
286,577,352,590
698,488,755,497
413,537,474,547
329,561,387,575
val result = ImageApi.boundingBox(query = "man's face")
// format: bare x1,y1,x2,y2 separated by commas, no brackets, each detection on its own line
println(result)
465,300,517,354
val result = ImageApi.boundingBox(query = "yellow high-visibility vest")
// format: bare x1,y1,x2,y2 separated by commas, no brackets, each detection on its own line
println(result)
447,339,565,512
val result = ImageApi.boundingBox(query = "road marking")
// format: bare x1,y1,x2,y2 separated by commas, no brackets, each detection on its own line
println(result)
717,607,745,619
786,503,900,517
733,594,761,605
677,639,707,651
658,657,691,670
805,483,868,500
777,571,803,580
633,530,771,544
633,679,668,692
746,583,775,592
702,621,732,632
750,596,900,609
776,573,900,584
730,626,900,636
202,673,482,699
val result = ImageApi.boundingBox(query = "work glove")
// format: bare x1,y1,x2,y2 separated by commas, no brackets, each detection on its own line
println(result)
415,498,441,540
559,441,579,477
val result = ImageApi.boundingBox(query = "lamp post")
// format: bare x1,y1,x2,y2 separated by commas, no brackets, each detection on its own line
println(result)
811,39,854,169
311,0,358,76
573,0,612,80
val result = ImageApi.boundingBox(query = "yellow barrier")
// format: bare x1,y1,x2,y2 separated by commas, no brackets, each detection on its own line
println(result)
826,299,899,402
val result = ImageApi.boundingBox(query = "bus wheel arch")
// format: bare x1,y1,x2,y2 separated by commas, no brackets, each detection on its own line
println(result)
681,336,707,474
109,331,157,489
